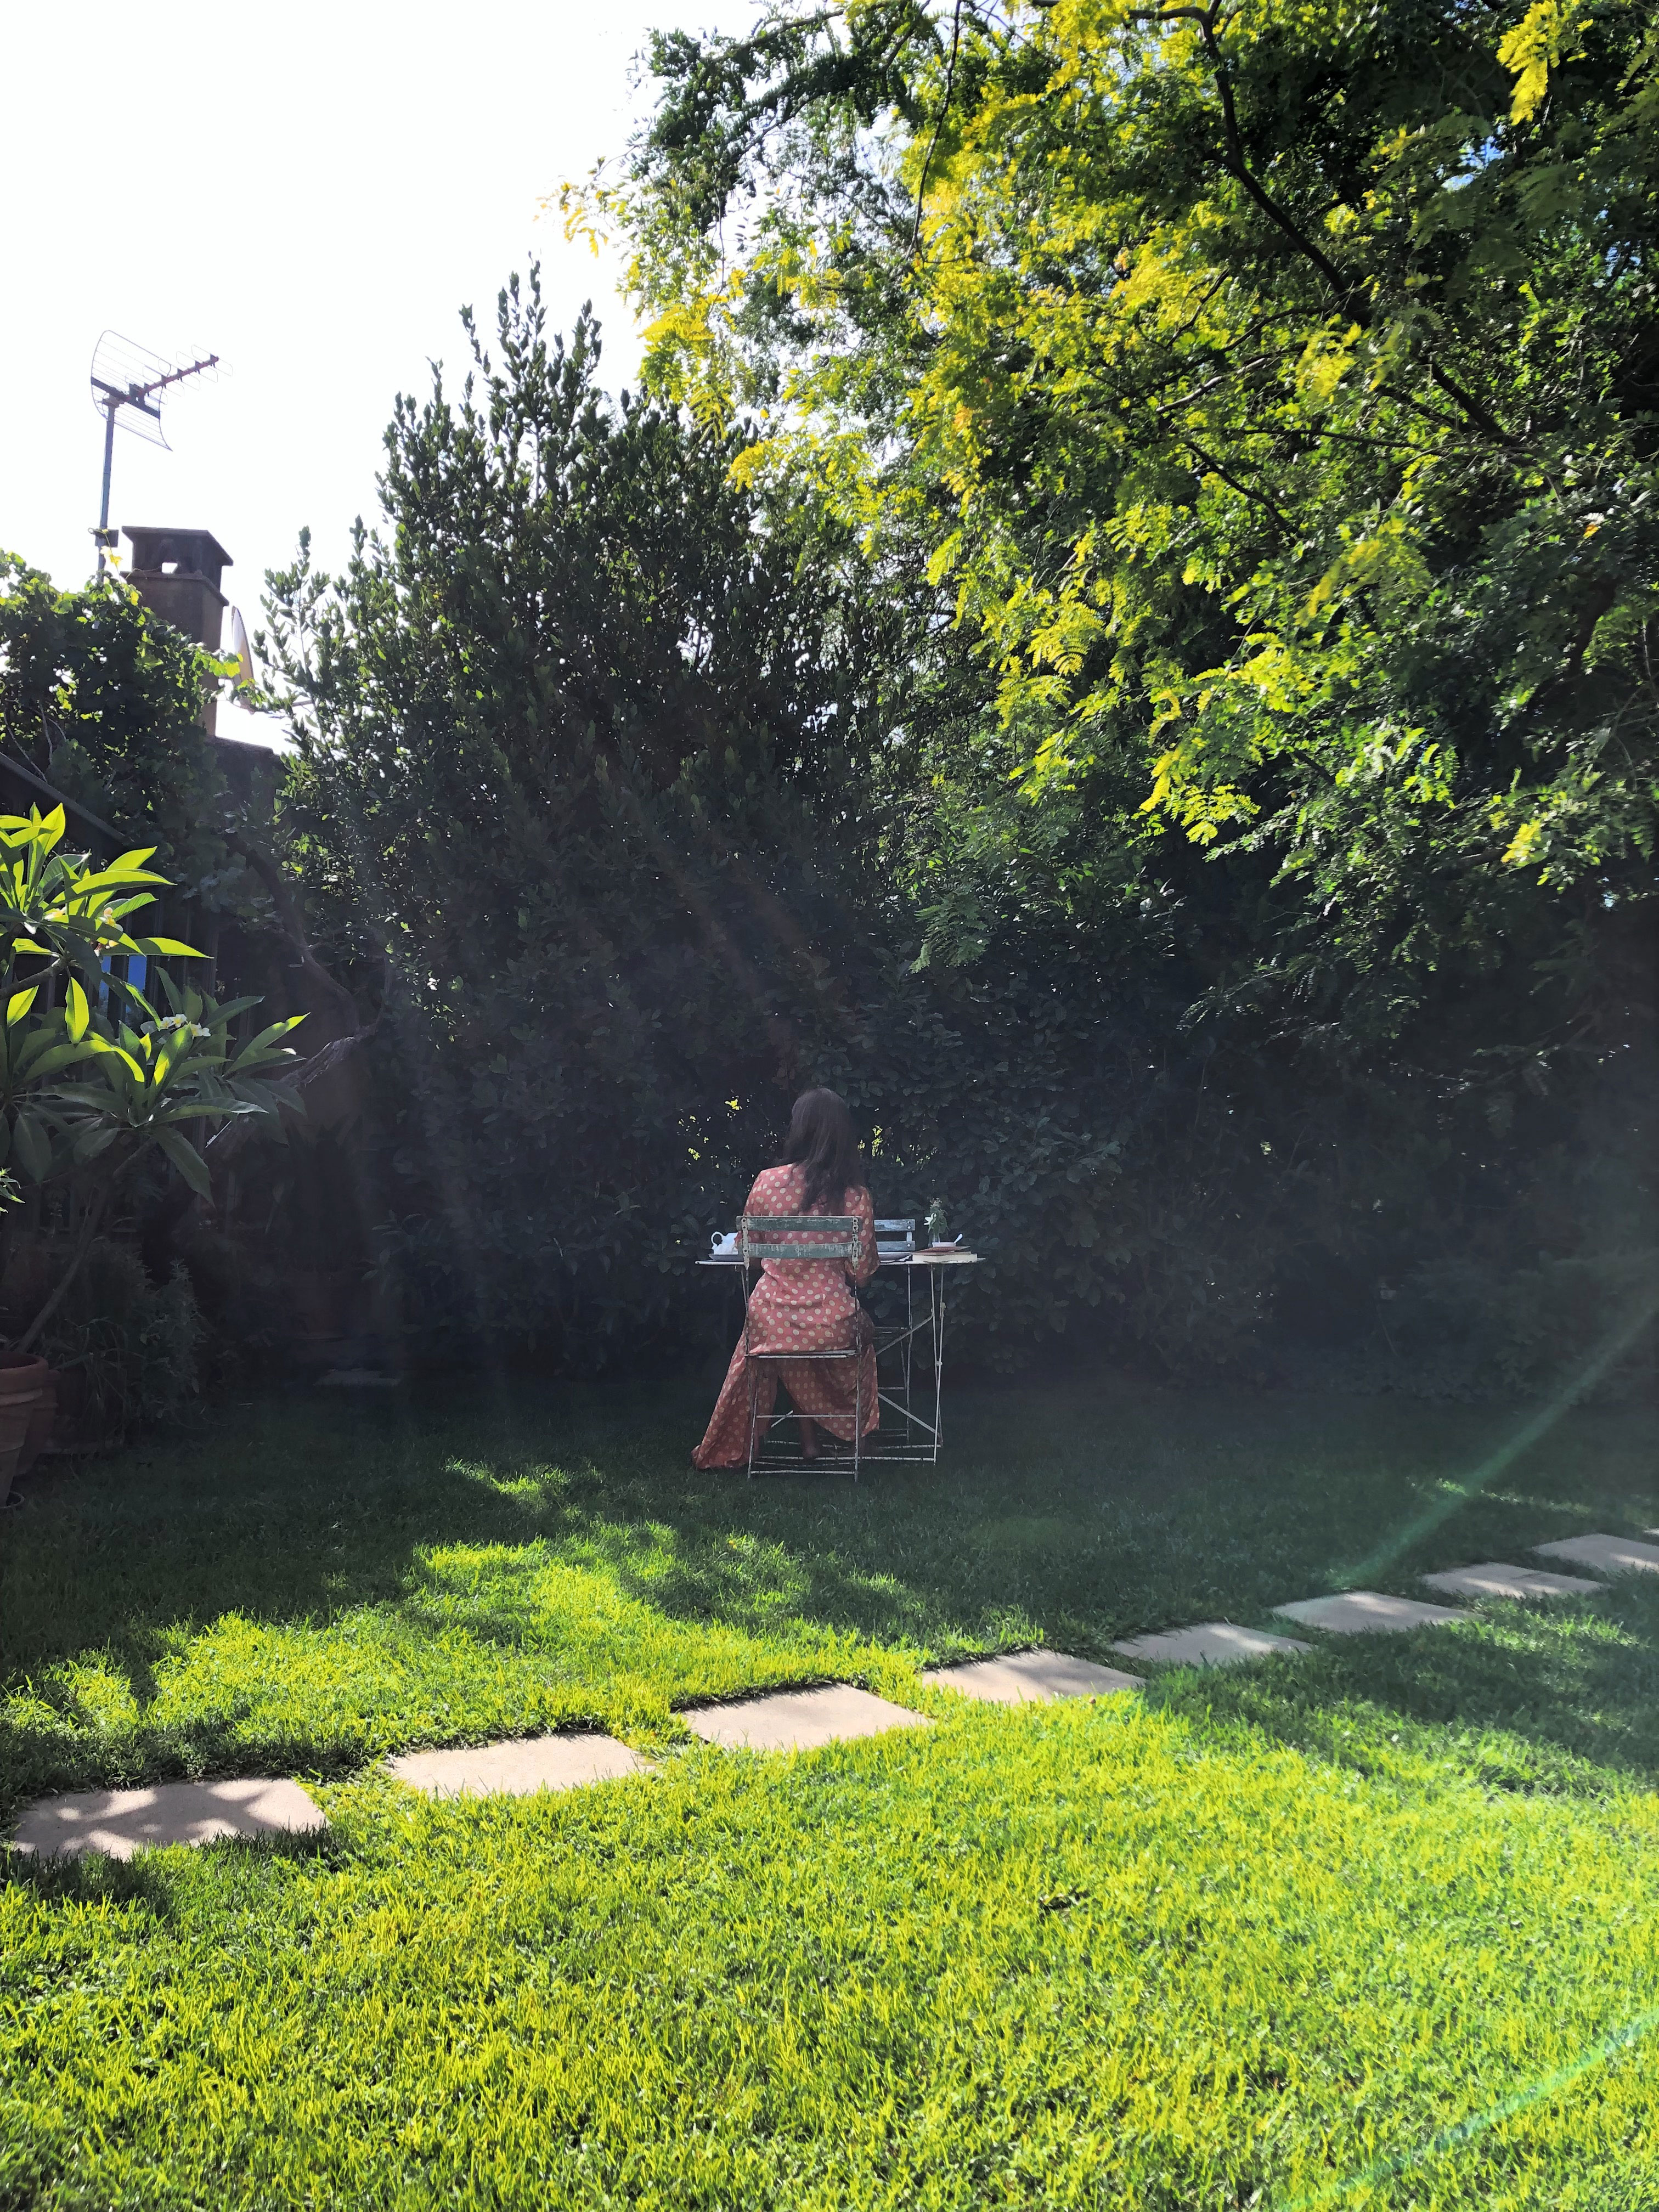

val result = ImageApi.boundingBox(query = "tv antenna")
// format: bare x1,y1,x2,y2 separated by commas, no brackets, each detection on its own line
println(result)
88,331,221,577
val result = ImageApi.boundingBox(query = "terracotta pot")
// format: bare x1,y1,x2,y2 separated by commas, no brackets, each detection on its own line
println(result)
19,1366,58,1475
0,1355,44,1506
0,1351,47,1397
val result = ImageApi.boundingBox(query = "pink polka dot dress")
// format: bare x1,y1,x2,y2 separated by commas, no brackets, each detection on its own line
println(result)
693,1163,880,1468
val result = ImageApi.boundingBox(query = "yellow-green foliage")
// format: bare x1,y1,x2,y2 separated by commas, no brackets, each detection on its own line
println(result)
591,0,1659,950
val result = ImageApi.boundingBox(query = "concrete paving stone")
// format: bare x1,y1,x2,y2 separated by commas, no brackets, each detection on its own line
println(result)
1532,1533,1659,1579
1422,1560,1606,1602
10,1778,325,1861
1110,1621,1311,1668
919,1650,1144,1702
682,1684,932,1751
385,1734,652,1799
1272,1590,1468,1635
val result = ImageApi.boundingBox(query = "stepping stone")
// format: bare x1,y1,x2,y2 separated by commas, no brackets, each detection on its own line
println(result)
1533,1534,1659,1579
682,1684,930,1752
386,1734,651,1799
919,1650,1144,1702
10,1778,325,1862
1272,1590,1467,1635
1422,1560,1605,1602
1111,1622,1310,1668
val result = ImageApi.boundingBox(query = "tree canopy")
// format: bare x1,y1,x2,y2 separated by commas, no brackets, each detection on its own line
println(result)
263,249,1653,1391
584,0,1657,1053
264,282,940,1361
12,10,1652,1396
0,559,252,899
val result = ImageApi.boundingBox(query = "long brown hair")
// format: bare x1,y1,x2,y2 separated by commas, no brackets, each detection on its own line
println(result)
778,1087,866,1214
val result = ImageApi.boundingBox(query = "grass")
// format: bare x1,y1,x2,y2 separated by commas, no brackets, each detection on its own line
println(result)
2,1373,1658,2208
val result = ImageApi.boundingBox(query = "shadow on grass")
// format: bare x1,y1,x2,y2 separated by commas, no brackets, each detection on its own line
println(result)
1146,1582,1659,1798
3,1375,1657,1811
0,1379,1215,1686
1,1815,350,1915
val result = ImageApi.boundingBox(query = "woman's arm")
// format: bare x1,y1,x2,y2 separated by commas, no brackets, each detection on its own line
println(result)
850,1188,878,1286
738,1175,775,1259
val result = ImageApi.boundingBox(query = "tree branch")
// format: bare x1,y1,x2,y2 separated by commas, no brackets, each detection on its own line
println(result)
1150,350,1283,419
1426,360,1517,451
200,1015,385,1173
12,1181,110,1356
152,842,391,1203
227,831,370,1034
1182,436,1291,533
910,0,964,255
1135,2,1519,452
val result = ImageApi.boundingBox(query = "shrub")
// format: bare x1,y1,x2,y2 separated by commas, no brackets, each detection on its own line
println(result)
0,1234,204,1441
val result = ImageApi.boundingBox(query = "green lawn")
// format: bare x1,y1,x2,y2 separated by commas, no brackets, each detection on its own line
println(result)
3,1376,1658,2208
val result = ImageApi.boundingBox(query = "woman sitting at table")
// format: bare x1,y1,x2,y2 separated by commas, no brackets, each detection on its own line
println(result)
693,1087,879,1469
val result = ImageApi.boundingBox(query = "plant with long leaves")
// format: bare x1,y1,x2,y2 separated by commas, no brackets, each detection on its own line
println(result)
0,805,306,1351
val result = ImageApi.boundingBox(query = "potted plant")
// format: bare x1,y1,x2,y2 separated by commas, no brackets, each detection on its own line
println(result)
0,1345,43,1505
0,805,307,1451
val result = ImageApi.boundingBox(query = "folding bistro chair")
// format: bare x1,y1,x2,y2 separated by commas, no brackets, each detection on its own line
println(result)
738,1212,867,1480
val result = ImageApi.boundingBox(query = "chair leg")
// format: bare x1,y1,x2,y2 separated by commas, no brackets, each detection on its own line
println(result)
853,1358,862,1485
746,1364,759,1480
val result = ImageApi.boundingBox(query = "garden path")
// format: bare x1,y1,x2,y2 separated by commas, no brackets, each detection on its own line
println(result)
684,1683,929,1750
10,1778,325,1861
9,1529,1656,1858
918,1650,1143,1701
386,1734,652,1798
1111,1623,1307,1666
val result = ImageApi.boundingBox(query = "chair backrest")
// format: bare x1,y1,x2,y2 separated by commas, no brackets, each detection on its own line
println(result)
740,1213,862,1263
875,1217,916,1259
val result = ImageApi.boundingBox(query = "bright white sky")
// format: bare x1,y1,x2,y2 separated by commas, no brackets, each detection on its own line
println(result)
0,1,756,743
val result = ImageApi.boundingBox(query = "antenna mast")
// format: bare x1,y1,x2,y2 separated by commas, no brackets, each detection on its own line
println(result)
88,332,221,577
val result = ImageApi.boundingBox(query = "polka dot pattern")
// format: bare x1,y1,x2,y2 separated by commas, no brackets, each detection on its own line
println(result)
693,1163,879,1467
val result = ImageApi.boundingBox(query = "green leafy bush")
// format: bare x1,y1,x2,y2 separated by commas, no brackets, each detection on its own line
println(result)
1373,1251,1659,1403
257,274,1655,1392
0,556,261,901
0,1234,203,1441
0,805,305,1358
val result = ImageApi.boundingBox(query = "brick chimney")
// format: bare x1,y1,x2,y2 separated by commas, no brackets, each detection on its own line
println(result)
122,526,232,733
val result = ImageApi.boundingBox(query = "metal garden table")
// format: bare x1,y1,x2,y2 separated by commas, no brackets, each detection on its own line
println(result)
698,1218,980,1471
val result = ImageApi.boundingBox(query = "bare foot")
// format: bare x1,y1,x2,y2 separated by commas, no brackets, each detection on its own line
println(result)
799,1418,821,1460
